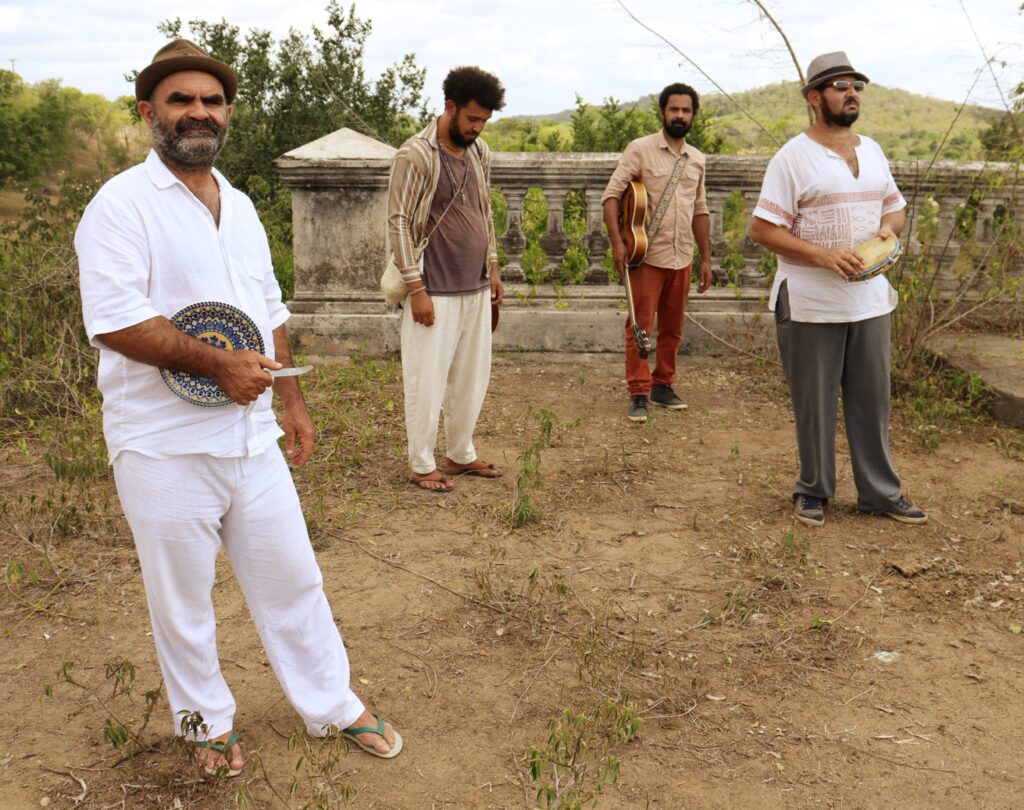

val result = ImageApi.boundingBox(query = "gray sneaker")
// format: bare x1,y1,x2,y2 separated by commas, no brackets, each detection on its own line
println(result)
794,494,825,527
628,395,648,422
650,384,687,410
875,496,928,524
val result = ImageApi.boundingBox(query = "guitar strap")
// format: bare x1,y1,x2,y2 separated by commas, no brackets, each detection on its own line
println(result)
646,151,689,243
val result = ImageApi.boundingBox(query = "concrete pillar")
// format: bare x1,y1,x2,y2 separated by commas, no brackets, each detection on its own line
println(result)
276,128,396,299
274,128,399,353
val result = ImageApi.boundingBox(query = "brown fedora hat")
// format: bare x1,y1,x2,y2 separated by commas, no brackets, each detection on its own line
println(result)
135,38,238,103
800,51,869,98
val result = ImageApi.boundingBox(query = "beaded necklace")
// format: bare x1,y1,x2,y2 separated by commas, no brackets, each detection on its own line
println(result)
439,145,469,205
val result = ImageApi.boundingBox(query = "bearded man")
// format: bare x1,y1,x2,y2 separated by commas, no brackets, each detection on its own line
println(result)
388,66,506,491
75,39,402,775
602,82,713,423
750,51,927,527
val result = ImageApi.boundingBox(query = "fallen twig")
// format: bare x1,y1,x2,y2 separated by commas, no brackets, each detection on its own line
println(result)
39,764,87,805
686,313,775,362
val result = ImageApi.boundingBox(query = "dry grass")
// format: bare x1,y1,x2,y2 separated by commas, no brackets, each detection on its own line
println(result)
2,352,1024,808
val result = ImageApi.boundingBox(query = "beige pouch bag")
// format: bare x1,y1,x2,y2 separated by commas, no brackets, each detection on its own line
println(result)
381,238,427,307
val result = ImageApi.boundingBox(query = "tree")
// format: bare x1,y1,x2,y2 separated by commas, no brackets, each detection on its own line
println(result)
153,2,430,187
145,2,432,296
981,77,1023,160
570,94,655,152
980,3,1023,161
0,70,141,186
0,72,76,183
569,94,723,154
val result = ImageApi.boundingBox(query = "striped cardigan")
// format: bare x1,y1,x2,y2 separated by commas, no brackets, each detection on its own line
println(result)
387,118,499,285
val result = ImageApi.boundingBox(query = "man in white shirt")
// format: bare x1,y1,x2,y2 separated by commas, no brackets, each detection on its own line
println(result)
76,39,401,774
750,51,927,528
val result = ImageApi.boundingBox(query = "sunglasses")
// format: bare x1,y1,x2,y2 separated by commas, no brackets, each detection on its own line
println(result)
822,80,866,92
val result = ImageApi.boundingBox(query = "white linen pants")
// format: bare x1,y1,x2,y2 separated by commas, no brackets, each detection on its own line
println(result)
112,446,365,738
401,289,492,474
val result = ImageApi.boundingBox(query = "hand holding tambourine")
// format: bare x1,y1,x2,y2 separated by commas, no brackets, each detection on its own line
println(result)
847,235,903,283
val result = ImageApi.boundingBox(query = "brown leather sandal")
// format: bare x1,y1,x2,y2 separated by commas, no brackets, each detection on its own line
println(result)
444,459,503,478
410,471,454,491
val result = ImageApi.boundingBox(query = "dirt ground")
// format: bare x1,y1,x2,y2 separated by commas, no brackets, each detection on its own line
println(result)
3,351,1024,809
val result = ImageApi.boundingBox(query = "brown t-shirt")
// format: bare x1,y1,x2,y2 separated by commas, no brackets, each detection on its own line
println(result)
422,148,490,296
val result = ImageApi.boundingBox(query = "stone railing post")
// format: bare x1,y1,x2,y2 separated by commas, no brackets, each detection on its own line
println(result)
706,190,729,251
739,191,768,288
584,188,609,284
498,188,527,283
706,190,731,285
538,186,571,278
975,198,1000,244
902,194,925,254
933,194,965,292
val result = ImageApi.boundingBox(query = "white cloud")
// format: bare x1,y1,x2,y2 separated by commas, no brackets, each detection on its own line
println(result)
0,0,1020,113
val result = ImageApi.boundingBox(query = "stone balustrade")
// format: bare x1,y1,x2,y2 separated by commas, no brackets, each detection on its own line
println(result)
275,128,1022,355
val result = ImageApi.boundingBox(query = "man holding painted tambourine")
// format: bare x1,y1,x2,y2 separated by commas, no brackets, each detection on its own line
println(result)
76,39,402,776
750,51,927,528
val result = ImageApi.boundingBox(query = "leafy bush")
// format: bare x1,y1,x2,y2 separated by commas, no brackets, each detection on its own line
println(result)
151,2,431,294
0,70,140,185
0,179,99,423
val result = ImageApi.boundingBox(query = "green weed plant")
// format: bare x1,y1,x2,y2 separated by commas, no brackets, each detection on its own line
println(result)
506,408,558,528
49,658,162,758
0,178,100,423
527,699,641,810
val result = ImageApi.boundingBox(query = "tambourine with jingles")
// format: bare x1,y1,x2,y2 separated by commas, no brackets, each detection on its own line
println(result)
848,235,902,283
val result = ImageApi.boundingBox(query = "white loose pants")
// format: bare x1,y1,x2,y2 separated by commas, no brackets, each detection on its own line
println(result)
113,446,365,738
401,289,492,474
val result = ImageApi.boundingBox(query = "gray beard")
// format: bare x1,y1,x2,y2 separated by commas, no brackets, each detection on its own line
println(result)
151,114,227,171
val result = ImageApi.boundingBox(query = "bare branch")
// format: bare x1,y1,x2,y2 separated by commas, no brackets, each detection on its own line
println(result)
746,0,813,125
614,0,782,147
959,0,1022,140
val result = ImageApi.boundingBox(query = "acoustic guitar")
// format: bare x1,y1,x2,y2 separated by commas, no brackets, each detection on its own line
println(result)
618,180,651,358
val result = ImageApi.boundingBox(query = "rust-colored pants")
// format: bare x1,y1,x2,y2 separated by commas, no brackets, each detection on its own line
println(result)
624,262,691,397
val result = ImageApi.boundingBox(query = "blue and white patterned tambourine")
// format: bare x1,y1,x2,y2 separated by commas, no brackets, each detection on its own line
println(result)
159,301,265,407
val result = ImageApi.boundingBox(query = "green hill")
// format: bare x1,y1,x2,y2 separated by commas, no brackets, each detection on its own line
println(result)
701,81,1002,159
491,83,1003,160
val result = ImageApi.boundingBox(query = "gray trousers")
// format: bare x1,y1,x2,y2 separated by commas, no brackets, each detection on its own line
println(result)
775,281,901,512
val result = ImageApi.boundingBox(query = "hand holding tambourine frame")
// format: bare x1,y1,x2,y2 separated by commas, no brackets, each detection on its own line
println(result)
847,235,903,283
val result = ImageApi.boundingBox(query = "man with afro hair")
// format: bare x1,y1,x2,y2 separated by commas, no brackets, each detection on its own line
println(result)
388,66,506,491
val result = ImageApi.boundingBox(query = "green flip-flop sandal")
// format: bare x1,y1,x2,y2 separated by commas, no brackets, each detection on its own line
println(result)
195,731,242,776
341,715,403,759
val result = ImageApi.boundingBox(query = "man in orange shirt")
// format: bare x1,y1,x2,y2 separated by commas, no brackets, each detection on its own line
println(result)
602,83,713,422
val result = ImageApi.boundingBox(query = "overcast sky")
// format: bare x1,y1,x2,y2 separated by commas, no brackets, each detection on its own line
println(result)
2,0,1022,117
